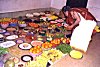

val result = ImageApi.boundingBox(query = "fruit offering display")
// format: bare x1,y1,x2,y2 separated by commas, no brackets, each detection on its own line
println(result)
0,21,9,29
41,49,63,62
42,42,52,50
30,46,42,57
9,19,18,27
28,22,39,28
48,15,58,20
10,19,18,23
60,37,70,44
27,49,63,67
51,38,61,47
0,18,11,22
26,60,43,67
18,21,27,27
36,56,49,67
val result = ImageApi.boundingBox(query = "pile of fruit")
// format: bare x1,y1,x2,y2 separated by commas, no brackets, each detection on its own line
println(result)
42,42,52,49
28,22,39,28
30,46,42,55
27,49,63,67
51,38,61,47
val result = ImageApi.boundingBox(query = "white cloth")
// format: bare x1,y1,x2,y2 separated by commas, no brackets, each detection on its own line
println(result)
70,13,96,52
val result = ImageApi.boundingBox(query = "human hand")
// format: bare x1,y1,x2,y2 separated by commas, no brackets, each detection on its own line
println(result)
66,25,73,30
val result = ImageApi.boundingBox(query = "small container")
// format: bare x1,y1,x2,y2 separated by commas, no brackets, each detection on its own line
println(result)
37,36,43,41
18,21,27,27
69,50,83,59
0,34,3,38
0,34,5,43
16,39,24,44
9,19,18,27
9,23,17,27
4,32,11,36
26,13,33,18
6,27,17,32
47,37,52,42
33,12,40,17
19,23,27,28
0,22,9,29
23,27,31,32
21,55,33,62
0,38,5,43
30,46,42,57
39,31,46,36
30,52,42,58
31,41,43,46
6,35,18,40
0,29,6,34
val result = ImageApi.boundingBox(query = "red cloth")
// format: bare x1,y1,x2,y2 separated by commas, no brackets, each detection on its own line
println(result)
66,8,97,26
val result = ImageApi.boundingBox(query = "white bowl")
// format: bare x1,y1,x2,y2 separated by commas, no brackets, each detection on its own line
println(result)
31,41,43,46
33,13,40,16
26,13,33,17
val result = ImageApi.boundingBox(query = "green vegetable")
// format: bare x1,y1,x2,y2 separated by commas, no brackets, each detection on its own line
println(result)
56,44,72,54
54,34,65,39
61,27,66,32
0,47,8,56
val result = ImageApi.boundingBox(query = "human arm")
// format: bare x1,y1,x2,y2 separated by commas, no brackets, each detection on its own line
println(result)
67,11,81,30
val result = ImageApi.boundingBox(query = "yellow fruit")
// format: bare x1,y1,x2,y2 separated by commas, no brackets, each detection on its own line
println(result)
36,50,40,53
49,44,52,48
37,46,40,49
45,46,48,48
30,49,33,53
